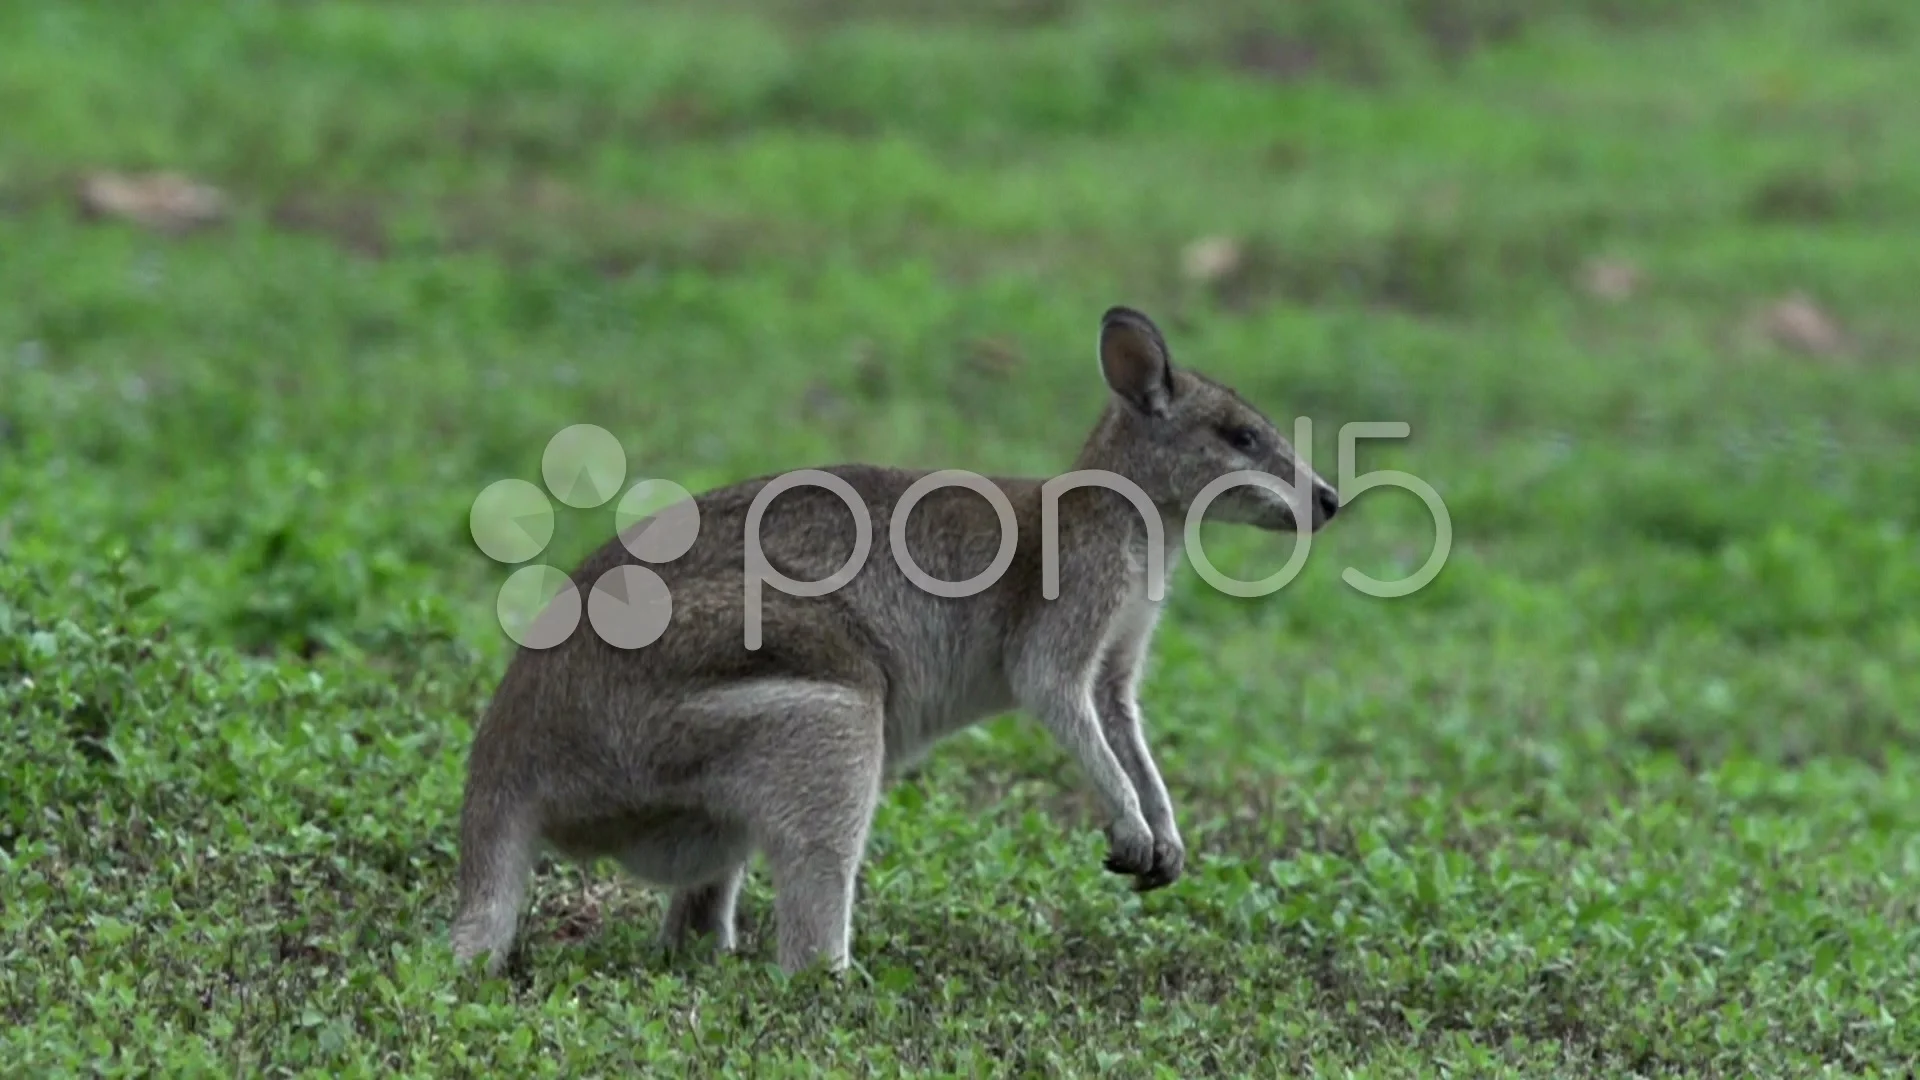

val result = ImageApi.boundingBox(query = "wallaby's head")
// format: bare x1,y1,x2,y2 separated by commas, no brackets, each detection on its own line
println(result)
1081,305,1339,533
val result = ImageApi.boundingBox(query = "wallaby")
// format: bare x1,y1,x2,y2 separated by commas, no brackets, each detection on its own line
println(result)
450,305,1341,975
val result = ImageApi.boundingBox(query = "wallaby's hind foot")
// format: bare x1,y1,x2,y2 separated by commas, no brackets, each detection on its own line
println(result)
658,866,746,954
765,836,867,974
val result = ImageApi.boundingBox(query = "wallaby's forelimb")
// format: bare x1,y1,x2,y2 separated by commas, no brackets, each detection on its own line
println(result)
1094,675,1183,890
1014,670,1154,875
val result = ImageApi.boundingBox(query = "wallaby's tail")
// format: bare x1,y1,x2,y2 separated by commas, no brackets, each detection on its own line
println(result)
449,770,536,975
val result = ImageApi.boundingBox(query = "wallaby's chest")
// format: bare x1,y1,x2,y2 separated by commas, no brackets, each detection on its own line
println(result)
883,648,1013,765
868,610,1018,773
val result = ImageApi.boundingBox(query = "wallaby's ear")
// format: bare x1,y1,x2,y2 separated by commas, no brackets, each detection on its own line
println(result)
1098,306,1176,418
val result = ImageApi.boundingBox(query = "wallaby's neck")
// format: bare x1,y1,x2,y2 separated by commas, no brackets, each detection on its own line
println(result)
1068,400,1130,472
1060,404,1188,574
1066,401,1166,506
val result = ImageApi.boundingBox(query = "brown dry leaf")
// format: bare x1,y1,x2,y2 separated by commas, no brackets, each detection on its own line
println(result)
76,170,228,233
1181,235,1244,286
1580,257,1641,303
800,380,849,422
850,342,890,401
1757,291,1848,358
964,336,1025,380
546,881,619,944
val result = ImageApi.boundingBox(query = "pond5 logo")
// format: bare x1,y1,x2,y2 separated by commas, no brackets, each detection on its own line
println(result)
467,424,699,650
469,419,1454,651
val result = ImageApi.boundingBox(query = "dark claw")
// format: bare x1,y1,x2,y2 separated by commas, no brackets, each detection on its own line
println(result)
1128,838,1185,892
1131,866,1175,892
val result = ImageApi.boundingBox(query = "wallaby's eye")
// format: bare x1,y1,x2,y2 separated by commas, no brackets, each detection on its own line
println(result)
1221,425,1263,454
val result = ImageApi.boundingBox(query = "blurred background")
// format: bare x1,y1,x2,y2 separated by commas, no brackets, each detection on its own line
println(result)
2,1,1917,1073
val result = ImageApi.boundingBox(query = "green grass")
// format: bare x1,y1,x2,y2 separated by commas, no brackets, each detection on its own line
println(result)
4,0,1920,1074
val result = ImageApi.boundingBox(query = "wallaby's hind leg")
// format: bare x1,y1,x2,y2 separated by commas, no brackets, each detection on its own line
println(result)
764,828,870,973
684,677,885,973
658,865,746,954
758,732,882,973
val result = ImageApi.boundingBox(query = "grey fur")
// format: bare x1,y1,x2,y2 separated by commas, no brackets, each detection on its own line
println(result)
450,305,1340,975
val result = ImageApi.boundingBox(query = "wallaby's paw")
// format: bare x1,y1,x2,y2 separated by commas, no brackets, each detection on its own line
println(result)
1130,834,1185,892
1102,819,1157,878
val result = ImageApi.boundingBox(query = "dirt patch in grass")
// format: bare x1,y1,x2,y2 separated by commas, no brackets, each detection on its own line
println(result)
1179,201,1612,316
707,0,1078,31
1205,0,1745,84
271,193,390,258
1226,30,1325,83
263,180,813,278
1741,164,1900,227
1410,0,1528,65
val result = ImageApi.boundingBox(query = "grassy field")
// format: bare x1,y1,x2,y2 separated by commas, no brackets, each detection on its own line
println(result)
4,0,1920,1074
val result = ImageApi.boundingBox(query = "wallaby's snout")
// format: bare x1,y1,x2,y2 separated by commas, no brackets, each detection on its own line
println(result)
1256,448,1340,534
1224,426,1339,535
1313,481,1340,526
1246,464,1339,534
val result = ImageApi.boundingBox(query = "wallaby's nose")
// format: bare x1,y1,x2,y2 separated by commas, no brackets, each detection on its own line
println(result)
1315,484,1340,522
